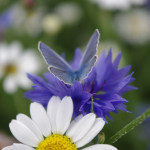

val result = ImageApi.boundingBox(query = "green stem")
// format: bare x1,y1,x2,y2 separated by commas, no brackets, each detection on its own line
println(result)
106,108,150,144
91,96,94,113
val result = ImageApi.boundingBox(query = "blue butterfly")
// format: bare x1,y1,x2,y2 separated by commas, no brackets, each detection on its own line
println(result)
38,29,100,84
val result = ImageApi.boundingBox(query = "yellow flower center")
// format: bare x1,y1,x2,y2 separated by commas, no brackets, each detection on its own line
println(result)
4,64,17,75
36,134,77,150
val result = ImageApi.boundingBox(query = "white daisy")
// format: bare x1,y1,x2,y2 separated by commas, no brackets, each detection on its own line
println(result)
2,96,117,150
0,41,41,93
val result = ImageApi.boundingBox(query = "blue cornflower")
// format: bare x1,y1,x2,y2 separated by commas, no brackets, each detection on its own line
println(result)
81,49,137,120
0,7,14,31
25,72,91,117
25,49,136,121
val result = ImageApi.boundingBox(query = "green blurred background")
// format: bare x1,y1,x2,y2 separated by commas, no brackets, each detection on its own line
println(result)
0,0,150,149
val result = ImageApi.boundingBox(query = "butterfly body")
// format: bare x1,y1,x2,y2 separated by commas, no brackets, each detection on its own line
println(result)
49,65,84,83
39,29,100,84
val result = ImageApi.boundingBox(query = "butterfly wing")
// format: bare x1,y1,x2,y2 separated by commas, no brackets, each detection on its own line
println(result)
38,42,74,84
78,55,97,81
49,67,74,84
39,42,72,70
77,29,100,80
39,29,100,84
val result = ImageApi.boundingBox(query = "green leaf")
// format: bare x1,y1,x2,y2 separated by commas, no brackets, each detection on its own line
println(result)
106,108,150,144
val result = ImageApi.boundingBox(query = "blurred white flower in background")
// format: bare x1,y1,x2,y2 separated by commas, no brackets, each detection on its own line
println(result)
0,42,41,93
0,4,26,33
91,0,146,10
10,4,26,28
0,3,44,36
42,14,63,35
114,9,150,44
55,3,82,25
0,2,82,36
91,0,130,10
130,0,147,5
24,9,44,36
42,3,82,35
11,4,44,36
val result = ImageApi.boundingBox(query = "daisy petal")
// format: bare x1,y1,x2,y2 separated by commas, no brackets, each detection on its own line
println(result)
76,118,105,148
56,96,73,134
19,50,39,73
30,102,51,137
9,120,40,147
9,42,22,61
17,114,43,141
2,145,15,150
67,113,96,143
47,96,61,133
3,75,17,93
68,114,83,131
13,143,35,150
0,43,9,65
81,144,118,150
